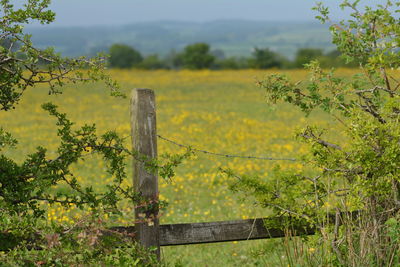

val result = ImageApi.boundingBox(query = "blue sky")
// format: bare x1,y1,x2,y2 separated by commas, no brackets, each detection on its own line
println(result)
42,0,381,26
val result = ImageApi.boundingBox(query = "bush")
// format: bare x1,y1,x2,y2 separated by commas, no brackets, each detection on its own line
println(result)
0,211,159,266
293,48,323,68
0,1,187,265
108,44,143,69
138,54,167,70
229,1,400,266
249,47,286,69
180,43,215,70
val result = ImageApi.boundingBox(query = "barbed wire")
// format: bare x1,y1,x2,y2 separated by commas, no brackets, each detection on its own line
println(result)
157,134,297,161
49,133,296,162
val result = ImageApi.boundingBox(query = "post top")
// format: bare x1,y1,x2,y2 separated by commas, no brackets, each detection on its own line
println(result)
133,88,154,94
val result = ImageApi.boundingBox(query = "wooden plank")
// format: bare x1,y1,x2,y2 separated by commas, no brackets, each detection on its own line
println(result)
130,89,160,258
159,218,315,246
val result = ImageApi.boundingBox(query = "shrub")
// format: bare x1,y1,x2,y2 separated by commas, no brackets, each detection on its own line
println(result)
228,1,400,265
0,0,186,265
108,44,143,69
249,47,286,69
180,43,215,70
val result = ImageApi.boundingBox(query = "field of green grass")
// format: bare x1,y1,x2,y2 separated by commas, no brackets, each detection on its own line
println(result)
1,69,357,266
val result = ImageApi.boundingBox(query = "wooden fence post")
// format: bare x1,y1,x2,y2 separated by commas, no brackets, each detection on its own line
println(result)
130,89,160,259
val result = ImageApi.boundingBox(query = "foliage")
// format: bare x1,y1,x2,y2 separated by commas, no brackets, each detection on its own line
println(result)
27,20,336,64
294,48,361,69
1,102,133,217
106,42,358,70
0,0,188,264
0,211,160,266
108,43,143,69
318,49,360,68
0,0,120,111
179,43,216,70
249,47,286,69
293,48,324,68
228,0,400,266
138,54,167,70
215,57,243,69
0,101,188,218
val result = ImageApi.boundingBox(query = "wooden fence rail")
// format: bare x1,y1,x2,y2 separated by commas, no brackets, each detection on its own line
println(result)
128,88,315,260
113,218,315,247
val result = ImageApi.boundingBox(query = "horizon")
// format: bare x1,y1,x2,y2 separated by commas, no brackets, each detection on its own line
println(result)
25,19,335,59
24,0,381,27
27,18,322,29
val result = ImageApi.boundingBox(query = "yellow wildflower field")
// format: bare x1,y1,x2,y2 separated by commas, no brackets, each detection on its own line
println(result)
1,69,359,265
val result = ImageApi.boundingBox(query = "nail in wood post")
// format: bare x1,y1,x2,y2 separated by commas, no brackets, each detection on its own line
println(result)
131,89,160,259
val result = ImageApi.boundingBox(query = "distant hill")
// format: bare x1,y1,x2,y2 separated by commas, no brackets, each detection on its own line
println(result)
27,20,334,59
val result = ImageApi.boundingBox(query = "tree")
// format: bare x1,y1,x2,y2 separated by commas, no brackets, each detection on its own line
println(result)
249,47,285,69
0,1,119,111
319,49,362,68
294,48,323,68
0,0,126,216
137,54,167,70
108,43,143,69
0,0,184,264
164,49,183,69
180,43,215,70
216,57,241,69
317,49,342,68
229,1,400,265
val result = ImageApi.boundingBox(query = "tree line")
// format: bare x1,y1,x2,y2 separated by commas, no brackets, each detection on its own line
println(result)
108,42,360,70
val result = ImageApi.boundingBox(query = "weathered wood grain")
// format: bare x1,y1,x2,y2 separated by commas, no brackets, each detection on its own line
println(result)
131,89,160,258
159,218,315,246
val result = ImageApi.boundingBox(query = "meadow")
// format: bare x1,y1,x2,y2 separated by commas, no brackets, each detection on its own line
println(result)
1,69,358,266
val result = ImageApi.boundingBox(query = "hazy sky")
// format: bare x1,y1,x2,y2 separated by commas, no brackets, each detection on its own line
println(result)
39,0,381,26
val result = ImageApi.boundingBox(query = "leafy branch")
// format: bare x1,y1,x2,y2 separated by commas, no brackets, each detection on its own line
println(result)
0,103,189,218
0,0,122,111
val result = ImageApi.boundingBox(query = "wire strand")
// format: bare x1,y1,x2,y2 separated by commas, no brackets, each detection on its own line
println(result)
157,134,297,161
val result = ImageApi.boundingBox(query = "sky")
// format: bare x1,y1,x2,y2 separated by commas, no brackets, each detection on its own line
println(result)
40,0,381,27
